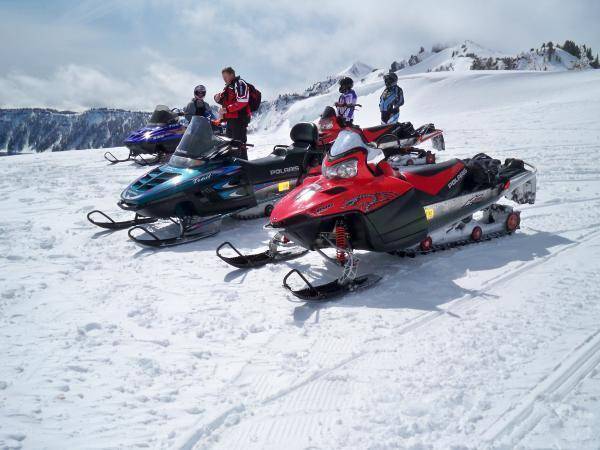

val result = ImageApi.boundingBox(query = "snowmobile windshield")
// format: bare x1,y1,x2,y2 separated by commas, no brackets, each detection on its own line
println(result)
170,116,227,167
329,130,368,158
148,105,177,125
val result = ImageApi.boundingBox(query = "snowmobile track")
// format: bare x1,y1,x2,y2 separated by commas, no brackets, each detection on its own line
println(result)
179,228,600,450
481,329,600,447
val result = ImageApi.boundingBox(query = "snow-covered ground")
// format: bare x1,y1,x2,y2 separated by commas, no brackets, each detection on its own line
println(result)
1,69,600,449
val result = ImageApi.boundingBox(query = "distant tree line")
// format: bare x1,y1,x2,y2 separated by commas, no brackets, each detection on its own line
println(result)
558,40,599,68
470,40,599,70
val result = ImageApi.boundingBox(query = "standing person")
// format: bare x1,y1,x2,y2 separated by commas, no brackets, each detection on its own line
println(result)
214,67,251,159
183,84,216,122
379,72,404,124
334,77,357,126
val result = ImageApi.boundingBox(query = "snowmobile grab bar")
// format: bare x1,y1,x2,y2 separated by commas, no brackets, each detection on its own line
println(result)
283,269,319,298
524,161,537,175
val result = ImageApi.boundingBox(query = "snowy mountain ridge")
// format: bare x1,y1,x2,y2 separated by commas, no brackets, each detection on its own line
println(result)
251,39,598,132
0,108,149,154
2,40,597,153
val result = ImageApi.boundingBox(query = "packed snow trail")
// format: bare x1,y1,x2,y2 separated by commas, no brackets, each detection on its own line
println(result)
0,70,599,450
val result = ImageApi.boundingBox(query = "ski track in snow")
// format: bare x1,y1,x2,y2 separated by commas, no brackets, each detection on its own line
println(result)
481,328,600,447
1,70,600,450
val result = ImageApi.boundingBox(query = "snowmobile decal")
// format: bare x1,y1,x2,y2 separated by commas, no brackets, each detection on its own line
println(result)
342,192,398,213
311,202,334,216
447,168,468,189
463,193,485,207
269,166,300,176
278,181,291,192
194,166,241,184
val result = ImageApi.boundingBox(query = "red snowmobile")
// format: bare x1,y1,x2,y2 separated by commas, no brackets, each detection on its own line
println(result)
217,127,537,302
317,106,445,166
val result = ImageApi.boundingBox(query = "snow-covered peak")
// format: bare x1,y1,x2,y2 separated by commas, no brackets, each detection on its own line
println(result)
338,61,375,79
390,40,594,75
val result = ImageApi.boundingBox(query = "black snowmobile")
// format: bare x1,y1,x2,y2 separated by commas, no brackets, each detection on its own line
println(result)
88,116,323,247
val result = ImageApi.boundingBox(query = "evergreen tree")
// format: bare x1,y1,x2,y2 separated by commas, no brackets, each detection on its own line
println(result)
562,40,581,58
547,41,555,60
586,47,594,60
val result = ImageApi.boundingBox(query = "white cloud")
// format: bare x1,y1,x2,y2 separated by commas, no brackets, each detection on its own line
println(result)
0,62,224,112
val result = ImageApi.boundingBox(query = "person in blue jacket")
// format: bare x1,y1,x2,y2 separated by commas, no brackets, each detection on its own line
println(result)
184,85,216,122
379,72,404,124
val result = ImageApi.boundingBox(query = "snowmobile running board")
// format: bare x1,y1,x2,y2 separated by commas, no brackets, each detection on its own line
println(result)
87,210,157,230
283,269,382,302
216,241,308,269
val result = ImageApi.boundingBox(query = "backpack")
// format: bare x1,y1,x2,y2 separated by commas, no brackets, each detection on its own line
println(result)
397,86,405,107
246,82,262,112
466,153,501,187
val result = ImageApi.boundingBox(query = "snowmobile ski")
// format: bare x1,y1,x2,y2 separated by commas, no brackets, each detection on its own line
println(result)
127,216,223,248
87,210,157,230
216,234,308,268
283,269,381,302
104,150,133,164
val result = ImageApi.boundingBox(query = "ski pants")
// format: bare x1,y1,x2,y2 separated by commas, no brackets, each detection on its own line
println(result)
381,109,399,125
226,115,249,159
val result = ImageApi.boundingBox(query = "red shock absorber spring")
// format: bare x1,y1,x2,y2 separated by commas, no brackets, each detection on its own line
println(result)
335,220,347,265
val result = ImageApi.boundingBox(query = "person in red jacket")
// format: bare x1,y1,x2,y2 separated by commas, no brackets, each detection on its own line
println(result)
214,67,251,159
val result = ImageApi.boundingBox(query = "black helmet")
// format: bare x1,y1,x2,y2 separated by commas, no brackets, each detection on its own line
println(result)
194,84,207,99
383,72,398,88
338,76,353,93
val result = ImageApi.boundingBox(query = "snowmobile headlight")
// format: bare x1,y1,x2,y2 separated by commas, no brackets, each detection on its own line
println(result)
324,158,358,179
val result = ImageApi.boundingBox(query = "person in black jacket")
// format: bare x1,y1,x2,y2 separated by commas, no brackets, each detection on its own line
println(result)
379,72,404,124
214,67,251,159
183,85,216,122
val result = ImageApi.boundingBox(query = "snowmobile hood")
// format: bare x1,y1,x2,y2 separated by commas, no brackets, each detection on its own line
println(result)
270,164,412,227
119,161,241,208
123,123,186,145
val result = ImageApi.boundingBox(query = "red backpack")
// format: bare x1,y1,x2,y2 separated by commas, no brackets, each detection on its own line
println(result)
245,82,262,112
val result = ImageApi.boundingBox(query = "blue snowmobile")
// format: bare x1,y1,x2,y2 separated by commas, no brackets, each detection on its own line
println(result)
88,116,322,247
104,105,187,166
104,105,227,166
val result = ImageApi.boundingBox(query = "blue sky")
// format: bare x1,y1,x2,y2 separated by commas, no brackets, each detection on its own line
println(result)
1,0,598,110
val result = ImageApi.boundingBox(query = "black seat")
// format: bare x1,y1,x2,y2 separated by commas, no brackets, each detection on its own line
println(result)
240,122,319,184
290,122,318,147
